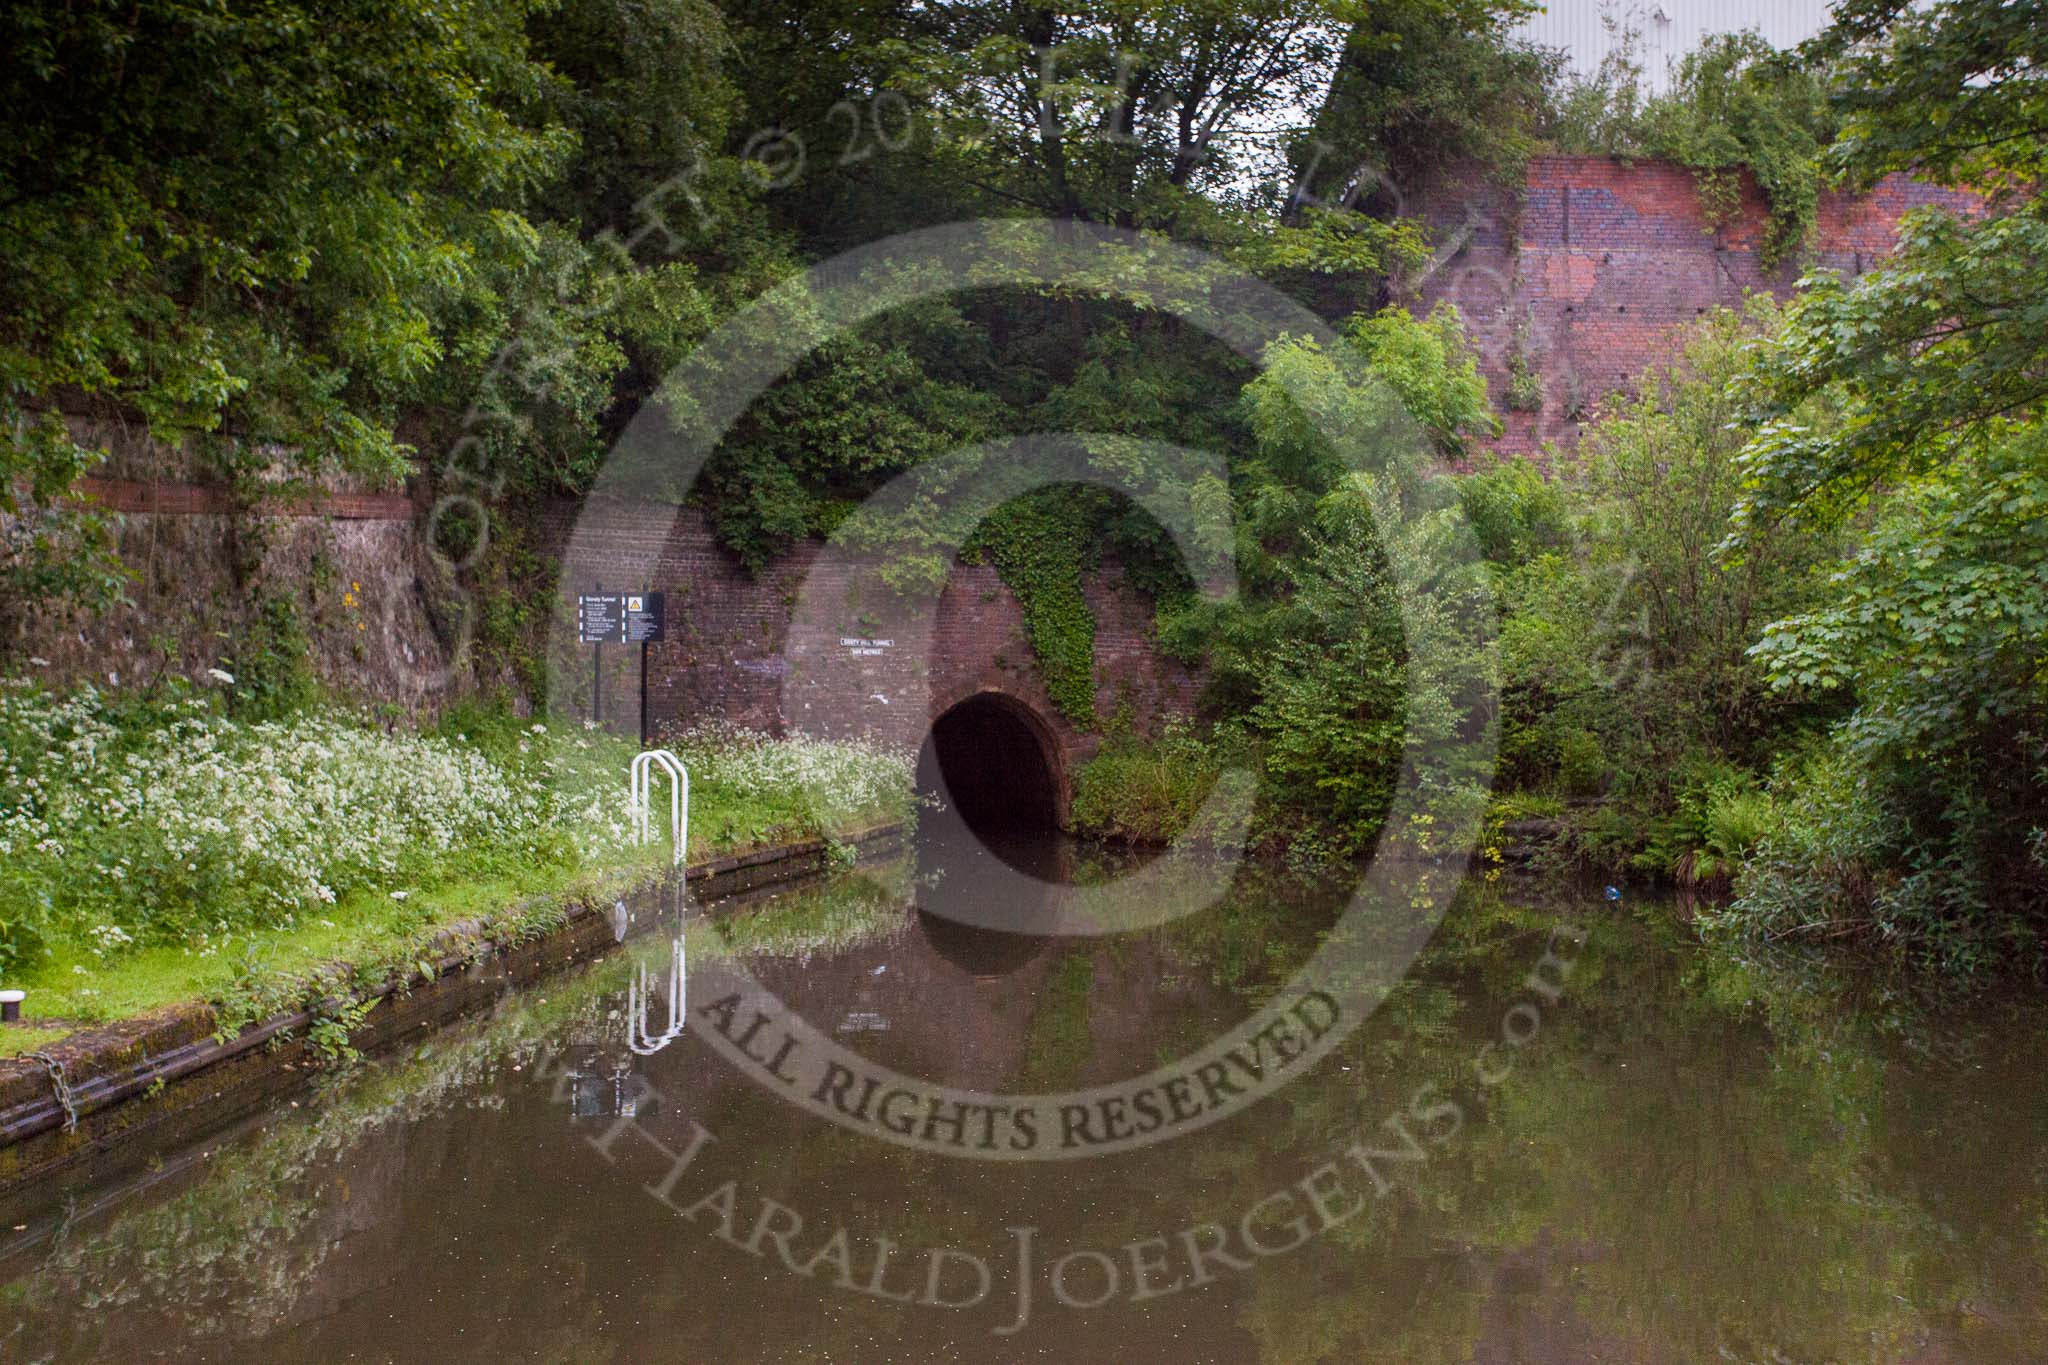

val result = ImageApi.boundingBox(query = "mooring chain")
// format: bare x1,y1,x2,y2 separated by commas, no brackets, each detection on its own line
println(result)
25,1051,79,1133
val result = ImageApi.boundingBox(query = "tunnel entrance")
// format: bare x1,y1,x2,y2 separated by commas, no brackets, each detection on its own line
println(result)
915,692,1071,912
915,692,1062,838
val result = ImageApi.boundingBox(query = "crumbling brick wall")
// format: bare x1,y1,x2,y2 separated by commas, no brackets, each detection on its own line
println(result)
1406,155,1977,459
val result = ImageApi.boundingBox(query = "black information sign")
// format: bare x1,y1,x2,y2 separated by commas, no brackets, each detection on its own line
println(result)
623,592,665,643
577,594,624,644
580,588,665,739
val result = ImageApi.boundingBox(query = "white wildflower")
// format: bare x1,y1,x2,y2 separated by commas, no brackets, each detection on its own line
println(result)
0,682,908,951
88,924,133,954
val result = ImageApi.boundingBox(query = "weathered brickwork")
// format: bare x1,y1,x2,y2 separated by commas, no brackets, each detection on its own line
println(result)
74,477,415,521
545,501,1202,814
1408,155,1977,458
13,420,448,709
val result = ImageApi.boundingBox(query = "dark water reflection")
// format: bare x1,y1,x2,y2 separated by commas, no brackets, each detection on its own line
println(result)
3,848,2045,1363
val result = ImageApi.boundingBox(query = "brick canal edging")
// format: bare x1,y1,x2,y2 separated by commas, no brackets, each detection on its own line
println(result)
0,824,903,1204
74,475,416,520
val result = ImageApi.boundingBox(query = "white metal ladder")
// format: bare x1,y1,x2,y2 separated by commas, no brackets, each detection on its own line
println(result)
630,749,690,871
627,931,687,1056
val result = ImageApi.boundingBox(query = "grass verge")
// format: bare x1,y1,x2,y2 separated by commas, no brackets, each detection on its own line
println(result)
0,687,911,1056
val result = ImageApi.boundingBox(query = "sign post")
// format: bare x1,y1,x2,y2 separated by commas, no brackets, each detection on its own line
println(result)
624,592,666,748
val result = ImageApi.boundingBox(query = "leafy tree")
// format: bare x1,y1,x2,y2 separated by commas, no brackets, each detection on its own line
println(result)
527,0,740,233
884,1,1357,227
1146,304,1496,851
1815,0,2048,191
1293,0,1552,206
0,0,768,629
0,0,811,742
414,0,780,500
1241,475,1415,852
700,301,1004,570
709,0,978,250
1,0,570,486
1572,304,1838,765
1,0,540,617
1480,307,1843,869
1722,0,2048,957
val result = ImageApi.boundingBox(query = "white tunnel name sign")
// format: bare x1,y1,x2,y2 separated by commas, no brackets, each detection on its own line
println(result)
840,637,894,657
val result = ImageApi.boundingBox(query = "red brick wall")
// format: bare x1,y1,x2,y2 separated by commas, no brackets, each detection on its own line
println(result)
545,501,1201,817
1408,154,1977,458
75,477,415,521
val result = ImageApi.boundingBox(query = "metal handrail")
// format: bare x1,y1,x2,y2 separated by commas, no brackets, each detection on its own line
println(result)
626,933,687,1056
629,749,689,871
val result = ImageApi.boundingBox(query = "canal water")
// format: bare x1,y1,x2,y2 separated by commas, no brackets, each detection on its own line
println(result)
3,837,2044,1361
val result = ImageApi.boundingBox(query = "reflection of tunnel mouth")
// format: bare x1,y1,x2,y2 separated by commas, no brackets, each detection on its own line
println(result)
914,909,1050,977
917,693,1060,837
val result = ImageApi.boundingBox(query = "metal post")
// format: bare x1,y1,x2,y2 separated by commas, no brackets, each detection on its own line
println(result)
592,579,603,727
639,639,650,749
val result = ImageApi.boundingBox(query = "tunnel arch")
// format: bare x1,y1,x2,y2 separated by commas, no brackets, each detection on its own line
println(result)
916,688,1069,837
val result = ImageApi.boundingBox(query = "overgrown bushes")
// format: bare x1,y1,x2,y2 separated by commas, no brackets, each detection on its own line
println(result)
1470,306,1845,876
1072,721,1252,848
1080,305,1499,863
1712,733,2044,975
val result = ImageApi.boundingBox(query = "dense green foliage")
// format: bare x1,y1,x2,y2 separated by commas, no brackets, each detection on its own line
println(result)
1355,307,1845,880
1713,0,2048,967
3,0,564,479
1647,35,1834,266
0,0,765,622
1296,0,1552,199
5,0,2043,980
1067,304,1499,858
1438,0,2048,968
874,0,1362,231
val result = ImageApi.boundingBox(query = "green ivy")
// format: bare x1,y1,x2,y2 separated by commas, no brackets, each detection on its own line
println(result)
964,486,1106,728
1648,36,1832,268
226,594,319,722
470,509,558,708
